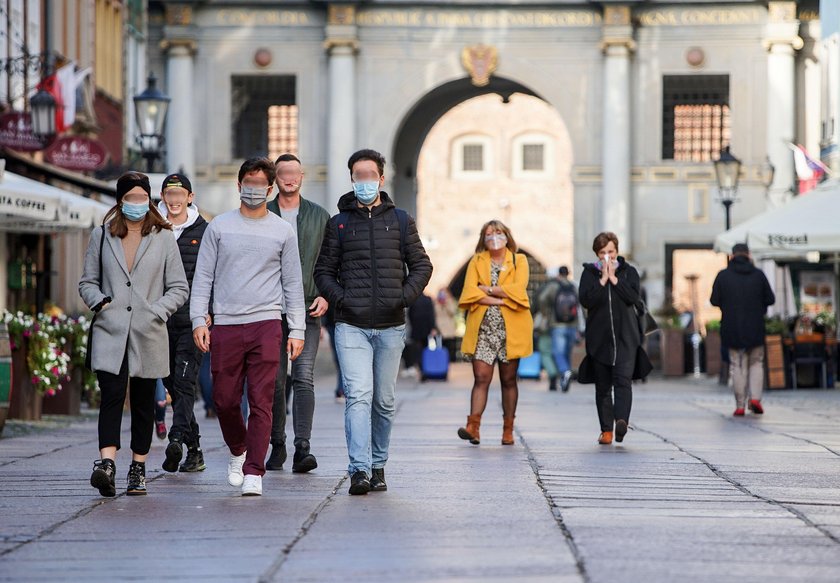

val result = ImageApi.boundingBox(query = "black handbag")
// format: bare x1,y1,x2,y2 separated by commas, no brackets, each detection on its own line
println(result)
84,226,105,371
635,299,659,336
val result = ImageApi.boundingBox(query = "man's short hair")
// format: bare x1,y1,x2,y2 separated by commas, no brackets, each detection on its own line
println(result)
238,157,276,184
348,149,385,177
732,243,750,255
274,153,301,165
558,266,570,276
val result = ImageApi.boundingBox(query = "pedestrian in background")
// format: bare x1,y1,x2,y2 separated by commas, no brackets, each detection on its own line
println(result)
191,157,306,496
404,292,436,378
79,171,189,497
434,287,459,362
534,266,580,392
265,153,331,473
315,148,432,495
457,220,532,446
157,173,210,473
710,243,775,416
577,232,649,445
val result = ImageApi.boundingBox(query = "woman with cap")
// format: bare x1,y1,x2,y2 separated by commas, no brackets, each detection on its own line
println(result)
457,220,532,446
79,171,188,497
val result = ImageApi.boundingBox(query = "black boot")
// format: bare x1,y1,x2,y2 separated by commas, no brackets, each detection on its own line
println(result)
548,376,558,391
90,458,116,498
291,441,318,474
370,468,387,492
126,461,147,496
348,471,370,495
265,442,287,471
162,437,184,473
179,438,206,472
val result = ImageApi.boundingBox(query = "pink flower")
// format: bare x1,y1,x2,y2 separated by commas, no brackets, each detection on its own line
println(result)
51,366,59,375
31,375,38,384
46,388,56,396
22,330,30,338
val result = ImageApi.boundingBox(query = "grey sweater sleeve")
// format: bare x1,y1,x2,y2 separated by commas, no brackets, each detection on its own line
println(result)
281,229,306,340
190,220,218,329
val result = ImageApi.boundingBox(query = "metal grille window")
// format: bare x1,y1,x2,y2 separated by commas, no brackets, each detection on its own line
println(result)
663,75,730,162
522,144,545,171
231,75,295,159
462,144,484,171
268,105,299,160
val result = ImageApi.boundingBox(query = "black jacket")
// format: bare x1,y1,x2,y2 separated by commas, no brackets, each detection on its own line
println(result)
314,191,433,329
578,257,642,367
710,255,775,349
168,214,209,334
408,293,437,342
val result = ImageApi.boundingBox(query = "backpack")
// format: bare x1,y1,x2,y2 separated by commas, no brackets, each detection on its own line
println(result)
335,208,409,272
554,282,578,323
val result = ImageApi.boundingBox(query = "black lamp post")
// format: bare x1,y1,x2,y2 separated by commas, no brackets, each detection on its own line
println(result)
713,146,742,231
29,88,57,139
133,74,170,173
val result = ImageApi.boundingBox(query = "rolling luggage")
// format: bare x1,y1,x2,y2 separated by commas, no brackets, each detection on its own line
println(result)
517,351,542,380
421,335,449,381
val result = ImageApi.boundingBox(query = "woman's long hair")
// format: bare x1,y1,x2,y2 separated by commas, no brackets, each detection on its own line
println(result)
104,171,171,238
474,219,518,254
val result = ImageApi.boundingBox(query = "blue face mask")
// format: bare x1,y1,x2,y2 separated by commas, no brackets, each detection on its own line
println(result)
353,181,379,205
122,201,150,222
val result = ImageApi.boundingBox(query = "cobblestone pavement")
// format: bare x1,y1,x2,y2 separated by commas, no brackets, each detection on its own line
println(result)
1,362,839,582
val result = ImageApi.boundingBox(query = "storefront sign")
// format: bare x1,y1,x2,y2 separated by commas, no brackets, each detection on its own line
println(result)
44,136,108,171
0,113,49,152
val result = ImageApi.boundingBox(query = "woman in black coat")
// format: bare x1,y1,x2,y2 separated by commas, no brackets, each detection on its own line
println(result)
578,232,649,445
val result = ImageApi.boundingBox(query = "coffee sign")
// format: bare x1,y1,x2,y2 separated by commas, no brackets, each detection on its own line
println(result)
0,112,50,152
44,136,108,171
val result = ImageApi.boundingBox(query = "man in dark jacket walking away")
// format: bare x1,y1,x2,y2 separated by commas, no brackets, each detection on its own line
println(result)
315,149,432,495
158,173,209,473
264,154,331,473
710,243,775,416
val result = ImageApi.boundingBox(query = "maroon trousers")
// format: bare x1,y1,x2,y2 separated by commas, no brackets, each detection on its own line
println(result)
211,319,283,476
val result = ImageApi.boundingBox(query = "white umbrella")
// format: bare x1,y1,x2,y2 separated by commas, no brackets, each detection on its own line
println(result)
714,179,840,259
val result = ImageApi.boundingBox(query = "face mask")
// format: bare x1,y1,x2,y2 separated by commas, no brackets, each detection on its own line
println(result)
485,234,507,251
122,201,149,222
240,185,269,209
353,181,379,205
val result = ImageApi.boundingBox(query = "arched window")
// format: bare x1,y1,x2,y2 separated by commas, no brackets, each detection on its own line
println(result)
451,134,493,180
511,132,554,179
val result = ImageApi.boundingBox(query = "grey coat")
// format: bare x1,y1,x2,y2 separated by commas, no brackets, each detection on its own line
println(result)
79,223,189,377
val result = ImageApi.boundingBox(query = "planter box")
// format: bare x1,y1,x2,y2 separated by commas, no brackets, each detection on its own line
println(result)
0,323,11,436
705,330,722,377
42,366,82,416
661,328,685,377
765,334,786,389
8,339,42,421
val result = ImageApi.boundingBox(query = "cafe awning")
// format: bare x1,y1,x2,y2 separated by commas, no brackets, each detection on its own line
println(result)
0,166,112,233
714,179,840,259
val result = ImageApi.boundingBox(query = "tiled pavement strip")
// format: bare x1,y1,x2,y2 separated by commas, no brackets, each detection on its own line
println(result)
1,360,839,582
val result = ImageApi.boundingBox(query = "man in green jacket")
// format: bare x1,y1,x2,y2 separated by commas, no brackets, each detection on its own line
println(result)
266,154,331,472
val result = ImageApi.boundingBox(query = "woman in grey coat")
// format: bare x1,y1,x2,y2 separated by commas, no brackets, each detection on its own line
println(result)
79,172,188,497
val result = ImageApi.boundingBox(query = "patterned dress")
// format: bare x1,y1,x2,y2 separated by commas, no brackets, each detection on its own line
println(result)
470,261,508,365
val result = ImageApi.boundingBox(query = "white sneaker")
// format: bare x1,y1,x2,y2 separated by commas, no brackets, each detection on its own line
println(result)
241,474,262,496
227,452,246,487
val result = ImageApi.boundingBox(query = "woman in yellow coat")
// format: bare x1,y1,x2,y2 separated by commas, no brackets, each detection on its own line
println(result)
457,220,532,445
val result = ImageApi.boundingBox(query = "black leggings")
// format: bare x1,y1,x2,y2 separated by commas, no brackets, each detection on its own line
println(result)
96,353,157,454
593,358,634,432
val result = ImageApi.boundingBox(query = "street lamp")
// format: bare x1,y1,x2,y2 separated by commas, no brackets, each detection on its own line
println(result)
713,146,742,231
29,88,57,139
133,74,170,173
759,155,775,198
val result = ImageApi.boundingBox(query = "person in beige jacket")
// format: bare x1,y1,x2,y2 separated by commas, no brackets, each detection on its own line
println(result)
79,171,188,498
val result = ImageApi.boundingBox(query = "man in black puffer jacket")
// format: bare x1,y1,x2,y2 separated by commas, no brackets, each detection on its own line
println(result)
157,173,210,473
711,243,775,416
315,149,432,496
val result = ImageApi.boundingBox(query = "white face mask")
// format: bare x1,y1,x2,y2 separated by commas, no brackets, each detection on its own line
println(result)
485,234,507,251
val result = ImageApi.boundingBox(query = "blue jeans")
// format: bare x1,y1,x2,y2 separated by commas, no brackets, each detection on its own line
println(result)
551,326,577,375
335,322,406,476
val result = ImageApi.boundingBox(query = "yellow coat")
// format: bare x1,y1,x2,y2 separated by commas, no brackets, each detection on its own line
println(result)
458,250,533,360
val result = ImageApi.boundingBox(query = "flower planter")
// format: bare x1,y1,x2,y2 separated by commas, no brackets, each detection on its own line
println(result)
661,328,685,377
42,366,82,416
705,330,722,377
764,334,786,389
0,323,11,435
8,340,42,421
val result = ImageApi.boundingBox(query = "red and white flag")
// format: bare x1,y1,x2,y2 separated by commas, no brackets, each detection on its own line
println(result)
789,143,830,195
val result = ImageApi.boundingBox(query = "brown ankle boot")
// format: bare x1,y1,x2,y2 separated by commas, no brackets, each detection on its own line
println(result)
457,415,481,444
598,431,613,445
501,416,515,445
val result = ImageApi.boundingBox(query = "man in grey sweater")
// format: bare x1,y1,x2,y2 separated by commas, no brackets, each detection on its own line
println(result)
191,157,306,496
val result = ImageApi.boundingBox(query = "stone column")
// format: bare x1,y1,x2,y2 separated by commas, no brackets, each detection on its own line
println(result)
765,1,803,206
161,40,196,178
601,6,635,252
325,5,358,208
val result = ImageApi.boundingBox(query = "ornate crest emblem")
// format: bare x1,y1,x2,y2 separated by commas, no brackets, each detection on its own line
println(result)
461,45,498,87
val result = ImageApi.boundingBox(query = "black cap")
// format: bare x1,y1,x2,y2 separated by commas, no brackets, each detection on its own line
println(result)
161,173,192,194
732,243,749,255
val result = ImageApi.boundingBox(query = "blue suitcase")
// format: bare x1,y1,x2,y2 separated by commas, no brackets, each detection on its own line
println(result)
517,351,542,380
421,346,449,381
